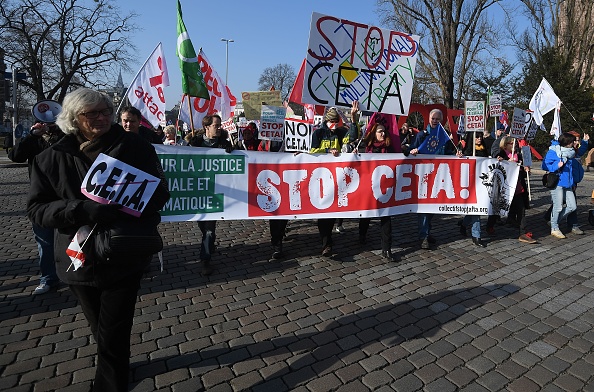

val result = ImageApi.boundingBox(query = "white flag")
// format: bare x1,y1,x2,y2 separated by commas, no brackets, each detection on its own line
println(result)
528,78,560,126
126,43,170,128
550,100,562,139
180,49,236,130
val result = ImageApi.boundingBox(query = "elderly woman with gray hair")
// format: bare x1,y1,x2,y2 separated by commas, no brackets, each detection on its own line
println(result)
27,88,170,391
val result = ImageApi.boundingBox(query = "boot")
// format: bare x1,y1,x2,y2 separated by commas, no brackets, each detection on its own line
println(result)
201,259,213,276
381,250,398,262
272,243,283,259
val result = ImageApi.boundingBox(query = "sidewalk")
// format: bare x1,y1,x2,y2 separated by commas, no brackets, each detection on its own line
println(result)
1,163,594,391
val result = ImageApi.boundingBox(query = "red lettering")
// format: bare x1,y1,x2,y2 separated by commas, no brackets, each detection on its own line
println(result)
308,15,339,61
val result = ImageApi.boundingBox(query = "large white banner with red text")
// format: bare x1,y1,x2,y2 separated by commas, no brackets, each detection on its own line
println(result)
155,145,520,222
179,49,236,129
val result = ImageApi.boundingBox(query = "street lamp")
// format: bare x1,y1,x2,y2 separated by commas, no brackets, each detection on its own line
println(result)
221,38,234,86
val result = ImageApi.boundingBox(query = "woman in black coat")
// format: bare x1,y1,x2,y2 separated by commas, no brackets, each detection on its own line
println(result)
27,88,170,391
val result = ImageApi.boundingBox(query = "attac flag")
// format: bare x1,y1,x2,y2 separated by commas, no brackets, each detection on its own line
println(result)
176,0,209,99
126,43,169,128
529,78,559,127
418,123,450,154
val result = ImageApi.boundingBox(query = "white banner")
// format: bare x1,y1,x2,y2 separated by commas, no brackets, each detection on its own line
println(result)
127,43,170,127
180,49,236,129
155,146,520,222
303,12,419,115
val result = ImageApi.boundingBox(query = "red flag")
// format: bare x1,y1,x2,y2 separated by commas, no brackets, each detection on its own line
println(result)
288,59,306,104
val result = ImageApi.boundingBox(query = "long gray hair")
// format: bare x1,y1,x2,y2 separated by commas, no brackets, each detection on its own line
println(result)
55,88,114,134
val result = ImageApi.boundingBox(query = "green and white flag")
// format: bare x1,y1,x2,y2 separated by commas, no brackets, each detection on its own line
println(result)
176,0,209,99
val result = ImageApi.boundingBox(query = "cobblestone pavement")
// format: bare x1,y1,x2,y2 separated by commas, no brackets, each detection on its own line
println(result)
1,150,594,392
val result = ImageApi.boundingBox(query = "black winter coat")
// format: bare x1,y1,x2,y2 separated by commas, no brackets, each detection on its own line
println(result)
27,124,170,287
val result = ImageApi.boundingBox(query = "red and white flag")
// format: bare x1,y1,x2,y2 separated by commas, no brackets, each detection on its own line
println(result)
179,49,236,130
66,225,94,271
126,42,170,128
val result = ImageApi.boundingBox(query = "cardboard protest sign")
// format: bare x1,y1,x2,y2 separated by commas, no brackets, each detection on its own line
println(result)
284,119,312,152
511,108,528,139
155,146,520,221
241,91,282,120
489,94,502,117
81,154,161,217
259,105,285,141
303,12,419,115
464,101,485,133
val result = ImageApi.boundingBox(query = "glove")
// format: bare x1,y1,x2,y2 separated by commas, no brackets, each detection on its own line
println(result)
225,144,234,154
77,200,122,225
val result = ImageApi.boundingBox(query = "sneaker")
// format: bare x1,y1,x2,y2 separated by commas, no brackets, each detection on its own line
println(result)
334,225,345,233
571,227,584,235
519,233,537,244
550,229,566,239
33,283,53,295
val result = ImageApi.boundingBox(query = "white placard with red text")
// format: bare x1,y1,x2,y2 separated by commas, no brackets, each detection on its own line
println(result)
464,101,485,132
81,154,160,217
155,145,520,222
489,94,502,117
259,105,285,141
511,108,527,139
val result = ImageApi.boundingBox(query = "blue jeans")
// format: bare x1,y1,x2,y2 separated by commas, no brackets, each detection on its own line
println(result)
566,190,579,229
32,223,58,286
463,215,481,238
550,186,577,231
417,213,433,239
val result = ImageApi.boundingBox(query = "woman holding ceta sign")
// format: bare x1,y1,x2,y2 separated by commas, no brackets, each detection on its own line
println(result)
27,88,170,392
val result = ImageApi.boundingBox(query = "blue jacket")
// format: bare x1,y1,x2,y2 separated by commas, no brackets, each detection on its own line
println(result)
542,141,574,188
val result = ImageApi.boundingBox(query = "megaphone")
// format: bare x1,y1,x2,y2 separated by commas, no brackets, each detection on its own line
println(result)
32,100,62,123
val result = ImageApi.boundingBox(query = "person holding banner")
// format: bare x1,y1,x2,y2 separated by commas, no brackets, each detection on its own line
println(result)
495,137,537,243
459,132,488,247
358,122,398,261
408,109,461,249
310,102,360,257
258,138,289,259
27,88,170,392
236,122,259,151
188,114,234,274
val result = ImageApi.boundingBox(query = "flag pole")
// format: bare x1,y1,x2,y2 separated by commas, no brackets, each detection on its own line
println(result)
116,42,162,117
185,94,196,137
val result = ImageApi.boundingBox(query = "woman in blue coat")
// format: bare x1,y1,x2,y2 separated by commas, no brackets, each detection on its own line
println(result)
542,132,578,238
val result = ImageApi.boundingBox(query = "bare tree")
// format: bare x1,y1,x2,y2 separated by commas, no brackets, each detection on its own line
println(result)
0,0,138,103
376,0,502,109
514,0,594,87
257,63,296,101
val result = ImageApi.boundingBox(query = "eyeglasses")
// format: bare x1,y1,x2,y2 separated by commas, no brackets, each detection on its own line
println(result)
79,107,113,119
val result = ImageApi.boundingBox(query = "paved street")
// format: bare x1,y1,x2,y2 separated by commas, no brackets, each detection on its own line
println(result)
1,149,594,392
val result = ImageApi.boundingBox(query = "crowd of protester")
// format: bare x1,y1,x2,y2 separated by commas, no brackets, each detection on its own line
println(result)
8,88,594,391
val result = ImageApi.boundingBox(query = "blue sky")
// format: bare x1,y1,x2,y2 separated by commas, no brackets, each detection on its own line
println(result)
119,0,384,110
